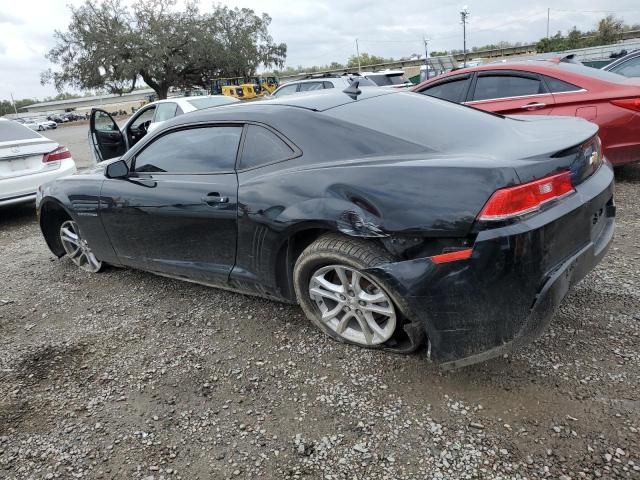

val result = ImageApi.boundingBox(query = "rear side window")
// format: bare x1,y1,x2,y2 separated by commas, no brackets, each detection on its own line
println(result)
134,126,242,174
609,56,640,78
420,77,469,102
367,74,408,86
299,82,324,92
323,81,335,89
473,75,544,101
273,84,298,97
240,125,294,169
0,120,41,141
154,103,178,123
543,76,582,93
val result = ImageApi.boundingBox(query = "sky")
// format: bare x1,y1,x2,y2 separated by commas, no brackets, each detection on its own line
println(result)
1,0,640,100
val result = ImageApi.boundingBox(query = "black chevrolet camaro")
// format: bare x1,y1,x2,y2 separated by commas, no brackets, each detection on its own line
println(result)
36,87,615,368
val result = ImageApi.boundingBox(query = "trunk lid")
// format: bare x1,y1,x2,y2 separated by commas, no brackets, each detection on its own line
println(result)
0,138,59,180
495,115,599,185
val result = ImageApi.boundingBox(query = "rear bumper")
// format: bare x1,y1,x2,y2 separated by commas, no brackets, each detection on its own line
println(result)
0,159,76,207
367,163,615,367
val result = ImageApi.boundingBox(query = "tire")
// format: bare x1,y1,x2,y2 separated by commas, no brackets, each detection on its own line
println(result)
293,233,422,352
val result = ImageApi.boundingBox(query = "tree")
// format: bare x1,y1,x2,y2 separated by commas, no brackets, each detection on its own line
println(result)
594,15,623,45
43,0,286,99
0,98,36,116
566,27,583,49
346,52,393,68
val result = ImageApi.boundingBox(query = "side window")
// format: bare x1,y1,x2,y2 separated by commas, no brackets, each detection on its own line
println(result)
420,77,469,102
240,125,295,169
134,126,242,174
610,57,640,77
273,84,299,97
130,107,155,130
473,75,544,101
154,103,178,123
94,110,119,132
543,76,582,93
323,81,335,89
299,82,324,92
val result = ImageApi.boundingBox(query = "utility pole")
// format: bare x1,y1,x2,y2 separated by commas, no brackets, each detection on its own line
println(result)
10,93,18,116
423,36,430,80
547,8,550,39
460,6,470,68
355,38,361,73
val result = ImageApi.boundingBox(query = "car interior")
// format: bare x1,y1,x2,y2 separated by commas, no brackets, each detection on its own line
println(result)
126,106,156,148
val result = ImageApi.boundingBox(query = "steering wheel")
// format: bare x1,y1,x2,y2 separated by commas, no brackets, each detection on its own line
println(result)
139,120,151,134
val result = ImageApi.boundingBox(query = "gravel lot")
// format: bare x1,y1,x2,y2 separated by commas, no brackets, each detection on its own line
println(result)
1,165,639,480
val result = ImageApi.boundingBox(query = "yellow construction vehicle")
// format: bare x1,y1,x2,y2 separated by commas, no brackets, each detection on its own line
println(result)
261,76,280,94
210,76,277,100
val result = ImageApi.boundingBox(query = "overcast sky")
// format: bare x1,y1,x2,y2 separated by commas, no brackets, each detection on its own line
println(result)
1,0,640,100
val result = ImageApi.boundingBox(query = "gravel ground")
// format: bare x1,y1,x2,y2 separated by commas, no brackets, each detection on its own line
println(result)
1,166,639,480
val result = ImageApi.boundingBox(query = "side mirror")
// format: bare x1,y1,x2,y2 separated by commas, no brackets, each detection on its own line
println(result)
105,159,129,179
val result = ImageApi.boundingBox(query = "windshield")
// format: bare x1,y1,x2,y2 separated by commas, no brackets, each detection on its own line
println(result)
187,97,238,109
367,74,408,86
0,120,41,141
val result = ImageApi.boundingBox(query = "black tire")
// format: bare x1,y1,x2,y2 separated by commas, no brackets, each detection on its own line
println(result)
293,233,424,353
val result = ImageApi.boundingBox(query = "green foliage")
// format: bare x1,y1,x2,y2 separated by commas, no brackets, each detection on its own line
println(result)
43,0,286,99
0,98,36,116
346,52,393,68
536,15,627,53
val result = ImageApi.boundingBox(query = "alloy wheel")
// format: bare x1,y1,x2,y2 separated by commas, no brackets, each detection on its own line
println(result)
309,265,396,346
59,220,102,273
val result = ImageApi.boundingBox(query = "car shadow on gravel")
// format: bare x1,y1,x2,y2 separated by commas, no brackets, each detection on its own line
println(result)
0,202,37,228
614,163,640,182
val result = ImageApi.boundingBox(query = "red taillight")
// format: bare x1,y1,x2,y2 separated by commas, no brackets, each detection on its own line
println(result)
431,248,473,264
478,171,574,222
43,145,72,163
611,98,640,113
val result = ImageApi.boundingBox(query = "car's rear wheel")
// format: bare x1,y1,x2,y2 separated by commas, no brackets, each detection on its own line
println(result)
294,234,402,349
59,220,103,273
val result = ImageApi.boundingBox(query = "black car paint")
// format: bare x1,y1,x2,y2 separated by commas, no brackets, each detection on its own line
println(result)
38,89,615,366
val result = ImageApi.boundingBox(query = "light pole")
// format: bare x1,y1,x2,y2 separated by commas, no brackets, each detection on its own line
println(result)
423,36,430,80
460,6,470,68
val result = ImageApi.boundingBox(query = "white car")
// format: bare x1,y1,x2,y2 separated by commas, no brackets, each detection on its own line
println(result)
360,70,413,88
0,119,76,207
269,74,378,99
88,95,240,163
23,119,52,132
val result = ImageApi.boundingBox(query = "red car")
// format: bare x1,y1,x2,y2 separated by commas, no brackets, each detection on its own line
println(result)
412,60,640,166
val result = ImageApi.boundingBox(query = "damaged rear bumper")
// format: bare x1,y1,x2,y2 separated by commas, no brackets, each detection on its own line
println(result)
366,164,615,368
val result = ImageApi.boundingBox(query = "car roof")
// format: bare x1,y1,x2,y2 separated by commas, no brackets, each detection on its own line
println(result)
415,60,632,87
163,88,397,129
256,87,394,111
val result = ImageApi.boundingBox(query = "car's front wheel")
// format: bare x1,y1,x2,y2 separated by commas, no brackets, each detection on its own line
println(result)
59,220,103,273
294,234,403,349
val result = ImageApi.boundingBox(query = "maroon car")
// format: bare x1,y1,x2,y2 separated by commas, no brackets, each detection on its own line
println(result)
412,60,640,166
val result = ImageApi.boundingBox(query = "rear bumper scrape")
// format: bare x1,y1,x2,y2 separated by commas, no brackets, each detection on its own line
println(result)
440,212,614,370
364,164,615,368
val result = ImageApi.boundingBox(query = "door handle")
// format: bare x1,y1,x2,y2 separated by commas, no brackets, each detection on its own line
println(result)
202,193,229,205
521,102,546,110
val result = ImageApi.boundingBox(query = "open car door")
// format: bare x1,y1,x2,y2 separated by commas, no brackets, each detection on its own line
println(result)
89,109,126,163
